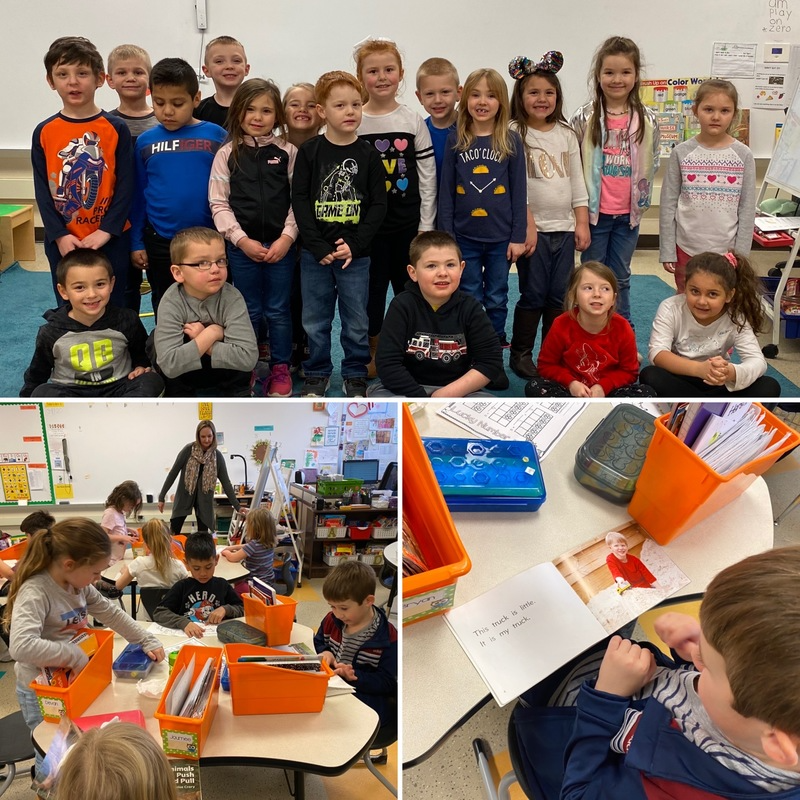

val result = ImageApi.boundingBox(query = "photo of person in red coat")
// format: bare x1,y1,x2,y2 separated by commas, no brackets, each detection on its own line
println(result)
605,531,658,593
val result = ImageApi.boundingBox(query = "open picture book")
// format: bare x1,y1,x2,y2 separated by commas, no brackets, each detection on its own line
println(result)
444,521,690,706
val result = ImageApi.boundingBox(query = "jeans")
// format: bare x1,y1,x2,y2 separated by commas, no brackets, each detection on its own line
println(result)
300,250,370,379
517,231,576,311
581,213,640,328
227,242,295,365
17,684,44,772
458,237,511,339
142,225,176,320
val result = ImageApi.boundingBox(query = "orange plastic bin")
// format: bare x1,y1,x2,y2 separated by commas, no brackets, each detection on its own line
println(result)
402,404,471,625
628,404,799,544
31,629,114,722
243,594,297,645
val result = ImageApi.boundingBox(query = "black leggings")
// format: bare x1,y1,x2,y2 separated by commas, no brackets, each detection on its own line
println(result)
639,366,782,398
170,515,210,535
524,378,657,398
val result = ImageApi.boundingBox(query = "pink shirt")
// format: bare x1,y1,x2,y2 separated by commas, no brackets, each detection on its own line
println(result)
599,115,631,215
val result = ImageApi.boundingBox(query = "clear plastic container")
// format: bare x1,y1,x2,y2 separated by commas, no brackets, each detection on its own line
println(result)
112,643,155,680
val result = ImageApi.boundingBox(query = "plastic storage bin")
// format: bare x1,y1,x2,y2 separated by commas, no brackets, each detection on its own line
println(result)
421,436,546,512
31,629,114,722
112,643,155,680
348,524,372,540
316,478,363,496
154,644,223,759
574,404,656,504
243,593,297,646
762,276,800,338
628,404,800,544
402,405,471,625
224,644,332,715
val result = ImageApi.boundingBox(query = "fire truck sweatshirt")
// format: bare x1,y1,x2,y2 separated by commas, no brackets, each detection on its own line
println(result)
375,280,504,396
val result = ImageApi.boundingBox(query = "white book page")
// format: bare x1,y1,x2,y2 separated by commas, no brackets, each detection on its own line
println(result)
444,562,607,707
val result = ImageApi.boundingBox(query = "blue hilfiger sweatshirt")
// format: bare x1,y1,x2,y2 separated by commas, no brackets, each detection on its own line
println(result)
130,120,227,250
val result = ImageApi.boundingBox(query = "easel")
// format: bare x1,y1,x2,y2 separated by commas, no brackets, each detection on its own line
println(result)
228,445,304,586
755,79,800,358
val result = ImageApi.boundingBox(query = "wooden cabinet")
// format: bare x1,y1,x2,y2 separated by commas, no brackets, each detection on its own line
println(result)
289,483,397,579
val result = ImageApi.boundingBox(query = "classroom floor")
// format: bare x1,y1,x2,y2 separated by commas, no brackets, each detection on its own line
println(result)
0,577,398,800
402,439,800,799
17,242,800,389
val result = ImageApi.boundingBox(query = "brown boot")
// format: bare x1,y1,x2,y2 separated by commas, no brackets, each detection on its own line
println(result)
367,334,380,379
509,307,542,379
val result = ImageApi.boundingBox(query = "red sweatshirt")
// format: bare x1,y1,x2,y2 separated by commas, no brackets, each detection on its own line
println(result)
537,312,639,394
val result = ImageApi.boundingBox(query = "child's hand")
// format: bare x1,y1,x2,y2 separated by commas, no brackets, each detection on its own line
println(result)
127,366,151,380
206,608,226,625
184,621,205,638
653,612,701,664
663,262,677,274
569,380,591,397
574,223,591,252
331,238,353,268
589,384,606,397
183,321,206,340
79,230,112,250
146,647,166,663
698,357,728,386
333,662,357,682
264,235,294,263
320,651,336,668
56,234,82,256
595,635,656,697
131,250,148,269
507,242,526,263
238,237,271,262
319,253,336,265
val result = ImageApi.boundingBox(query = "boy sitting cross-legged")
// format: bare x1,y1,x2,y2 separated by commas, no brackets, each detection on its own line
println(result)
153,532,243,639
152,226,257,397
370,231,505,397
21,249,163,397
314,560,397,729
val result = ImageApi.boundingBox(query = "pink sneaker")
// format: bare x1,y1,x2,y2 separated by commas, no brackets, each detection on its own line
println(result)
266,363,293,397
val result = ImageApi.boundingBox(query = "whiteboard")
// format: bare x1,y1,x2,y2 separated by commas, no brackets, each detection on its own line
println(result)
3,0,799,157
0,403,53,505
765,78,800,195
36,401,396,505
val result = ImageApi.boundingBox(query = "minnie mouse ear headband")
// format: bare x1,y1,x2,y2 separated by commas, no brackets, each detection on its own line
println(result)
508,51,564,80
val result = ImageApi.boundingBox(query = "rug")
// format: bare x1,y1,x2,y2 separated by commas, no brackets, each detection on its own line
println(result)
1,263,798,398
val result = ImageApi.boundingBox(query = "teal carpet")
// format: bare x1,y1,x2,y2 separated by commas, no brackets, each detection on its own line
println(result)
1,263,798,397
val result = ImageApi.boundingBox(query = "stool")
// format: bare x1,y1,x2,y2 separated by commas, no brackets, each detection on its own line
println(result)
0,711,35,798
0,205,36,272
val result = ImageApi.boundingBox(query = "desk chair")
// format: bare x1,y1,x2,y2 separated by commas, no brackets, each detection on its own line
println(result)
138,586,169,620
0,711,35,798
475,594,703,800
272,546,297,597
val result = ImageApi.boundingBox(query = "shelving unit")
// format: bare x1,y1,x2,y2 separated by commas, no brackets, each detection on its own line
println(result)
289,483,397,579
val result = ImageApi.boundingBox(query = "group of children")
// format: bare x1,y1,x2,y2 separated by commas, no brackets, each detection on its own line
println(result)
0,507,398,784
20,32,781,399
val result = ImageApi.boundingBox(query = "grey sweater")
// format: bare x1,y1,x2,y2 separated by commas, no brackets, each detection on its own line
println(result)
9,571,161,688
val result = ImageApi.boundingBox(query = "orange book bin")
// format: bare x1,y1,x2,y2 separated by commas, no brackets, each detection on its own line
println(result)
628,404,799,544
154,644,222,759
402,404,471,625
224,643,332,715
31,629,114,722
2,538,29,562
243,594,297,645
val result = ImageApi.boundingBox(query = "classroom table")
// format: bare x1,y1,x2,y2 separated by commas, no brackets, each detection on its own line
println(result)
402,401,776,768
101,546,249,620
33,623,380,800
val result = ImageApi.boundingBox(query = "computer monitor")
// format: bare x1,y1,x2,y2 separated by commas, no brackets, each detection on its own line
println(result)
342,459,380,485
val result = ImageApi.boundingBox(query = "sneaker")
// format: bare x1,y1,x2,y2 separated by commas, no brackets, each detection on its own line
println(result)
343,377,368,397
266,364,293,397
300,376,330,397
250,362,271,397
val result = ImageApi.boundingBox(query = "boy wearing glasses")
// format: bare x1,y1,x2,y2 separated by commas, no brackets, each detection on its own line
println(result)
153,227,257,396
370,231,505,397
130,58,227,317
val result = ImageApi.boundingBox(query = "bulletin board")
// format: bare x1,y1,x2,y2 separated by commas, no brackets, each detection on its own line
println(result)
0,403,54,505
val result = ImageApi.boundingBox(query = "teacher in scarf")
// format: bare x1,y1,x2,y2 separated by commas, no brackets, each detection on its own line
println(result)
158,420,245,534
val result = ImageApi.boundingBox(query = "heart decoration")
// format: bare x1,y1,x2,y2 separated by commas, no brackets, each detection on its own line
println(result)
375,139,391,153
394,138,408,151
727,176,737,184
347,402,369,418
687,174,697,181
707,175,716,182
397,177,409,191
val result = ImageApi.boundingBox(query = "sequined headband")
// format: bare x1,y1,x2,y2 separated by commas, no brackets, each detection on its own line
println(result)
724,252,738,269
508,51,564,80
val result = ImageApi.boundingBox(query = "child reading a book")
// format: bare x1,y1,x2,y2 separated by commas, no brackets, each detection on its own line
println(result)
515,546,800,800
604,531,656,592
220,506,277,586
153,532,243,638
3,519,164,770
57,722,178,800
314,560,397,727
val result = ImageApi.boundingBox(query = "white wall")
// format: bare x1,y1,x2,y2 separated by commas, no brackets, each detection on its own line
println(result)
3,0,799,156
